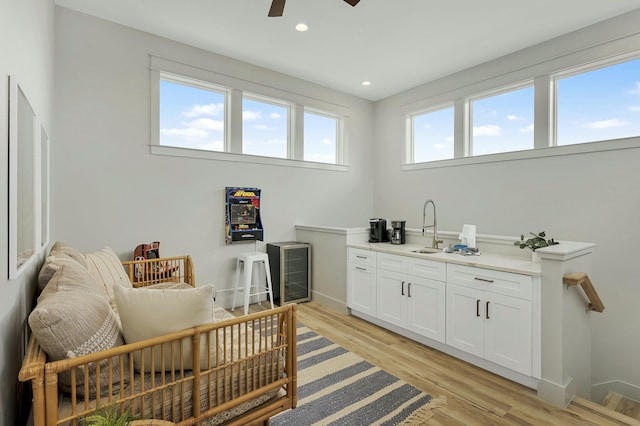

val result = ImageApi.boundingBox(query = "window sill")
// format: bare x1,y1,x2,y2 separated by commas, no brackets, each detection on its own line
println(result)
402,136,640,170
150,145,349,172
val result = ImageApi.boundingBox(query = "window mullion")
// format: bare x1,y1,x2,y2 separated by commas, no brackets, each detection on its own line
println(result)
292,104,304,160
454,98,468,158
534,75,553,149
229,89,243,154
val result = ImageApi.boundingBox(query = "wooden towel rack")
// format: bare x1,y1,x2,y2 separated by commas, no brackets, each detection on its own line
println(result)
562,272,605,313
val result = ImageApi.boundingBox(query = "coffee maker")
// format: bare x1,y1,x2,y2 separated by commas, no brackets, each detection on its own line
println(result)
369,218,389,243
391,220,406,245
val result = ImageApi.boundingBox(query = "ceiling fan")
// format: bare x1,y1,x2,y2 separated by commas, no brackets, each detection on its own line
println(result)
268,0,361,17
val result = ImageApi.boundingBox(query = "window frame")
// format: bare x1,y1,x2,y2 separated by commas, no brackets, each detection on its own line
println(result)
402,49,640,171
241,92,292,160
552,53,640,148
303,107,343,165
150,56,349,172
405,103,455,164
468,81,535,156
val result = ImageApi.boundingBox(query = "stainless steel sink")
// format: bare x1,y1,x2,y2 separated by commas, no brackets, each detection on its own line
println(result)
411,248,442,254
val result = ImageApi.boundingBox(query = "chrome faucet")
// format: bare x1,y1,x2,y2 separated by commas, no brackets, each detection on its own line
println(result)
422,199,443,249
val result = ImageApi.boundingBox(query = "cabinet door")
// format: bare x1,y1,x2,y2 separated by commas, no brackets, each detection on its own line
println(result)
446,284,484,358
347,263,377,316
376,269,408,327
407,276,446,343
484,292,532,375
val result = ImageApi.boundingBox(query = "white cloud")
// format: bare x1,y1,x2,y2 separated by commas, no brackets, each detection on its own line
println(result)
269,112,282,119
322,138,332,145
445,136,454,142
423,123,432,129
183,103,223,118
507,115,524,121
473,124,502,137
629,105,640,112
433,144,446,149
184,118,224,131
160,127,208,139
630,82,640,95
519,124,534,133
243,110,262,120
583,118,628,129
253,124,271,130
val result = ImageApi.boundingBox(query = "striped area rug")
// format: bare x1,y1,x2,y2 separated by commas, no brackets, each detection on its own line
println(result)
272,324,446,426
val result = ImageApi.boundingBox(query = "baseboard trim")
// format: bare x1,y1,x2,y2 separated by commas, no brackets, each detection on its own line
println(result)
537,377,575,407
311,291,347,315
591,380,640,404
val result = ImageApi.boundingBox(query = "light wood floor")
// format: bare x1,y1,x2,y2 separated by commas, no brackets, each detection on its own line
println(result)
240,302,639,425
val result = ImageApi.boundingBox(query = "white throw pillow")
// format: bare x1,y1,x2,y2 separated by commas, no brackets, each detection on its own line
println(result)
113,284,217,372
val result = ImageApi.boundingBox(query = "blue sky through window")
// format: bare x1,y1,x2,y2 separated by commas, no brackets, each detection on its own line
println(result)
159,79,225,151
304,111,337,163
413,107,454,162
242,97,288,158
472,85,534,156
557,58,640,145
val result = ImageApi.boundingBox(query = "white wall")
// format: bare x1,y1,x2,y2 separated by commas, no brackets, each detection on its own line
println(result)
0,0,55,424
373,10,640,401
53,7,374,307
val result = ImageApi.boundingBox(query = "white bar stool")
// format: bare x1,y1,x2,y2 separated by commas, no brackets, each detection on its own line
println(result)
232,252,275,315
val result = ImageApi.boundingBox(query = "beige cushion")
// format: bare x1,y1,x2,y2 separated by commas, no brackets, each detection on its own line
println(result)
50,241,88,268
38,242,89,291
29,265,126,397
114,284,217,373
85,246,132,321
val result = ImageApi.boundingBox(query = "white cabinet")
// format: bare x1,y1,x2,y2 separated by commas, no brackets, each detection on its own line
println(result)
347,247,539,383
446,264,533,376
376,253,446,342
347,248,377,316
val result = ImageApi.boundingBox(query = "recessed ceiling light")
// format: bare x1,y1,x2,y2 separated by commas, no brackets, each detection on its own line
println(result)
295,23,308,32
361,81,372,86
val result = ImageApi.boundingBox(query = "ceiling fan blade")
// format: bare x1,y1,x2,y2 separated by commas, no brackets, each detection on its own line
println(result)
268,0,286,17
344,0,360,6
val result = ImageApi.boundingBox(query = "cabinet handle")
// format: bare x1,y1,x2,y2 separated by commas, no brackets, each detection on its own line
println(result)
474,277,494,283
355,266,366,271
401,281,405,295
476,299,480,317
356,255,368,259
486,301,490,319
408,283,412,298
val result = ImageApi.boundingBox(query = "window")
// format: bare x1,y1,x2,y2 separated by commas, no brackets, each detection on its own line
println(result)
151,57,348,169
556,57,640,146
304,110,338,164
410,106,454,163
471,85,534,156
242,96,289,159
159,76,226,151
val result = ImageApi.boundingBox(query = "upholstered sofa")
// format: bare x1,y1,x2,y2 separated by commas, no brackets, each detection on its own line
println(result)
19,242,297,426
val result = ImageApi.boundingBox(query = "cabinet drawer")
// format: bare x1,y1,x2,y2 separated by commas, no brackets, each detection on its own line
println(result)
407,257,446,282
447,263,532,300
377,252,408,273
349,248,376,267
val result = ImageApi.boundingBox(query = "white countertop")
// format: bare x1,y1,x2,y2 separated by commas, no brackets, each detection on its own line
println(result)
348,242,542,276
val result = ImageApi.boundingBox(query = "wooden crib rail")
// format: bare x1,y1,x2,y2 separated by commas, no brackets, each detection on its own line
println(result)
563,272,605,313
122,255,195,287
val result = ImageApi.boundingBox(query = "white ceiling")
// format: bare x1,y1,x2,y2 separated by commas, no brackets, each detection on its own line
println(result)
54,0,640,101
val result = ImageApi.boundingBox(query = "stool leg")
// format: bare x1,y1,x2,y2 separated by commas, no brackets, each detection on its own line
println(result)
262,259,275,310
232,258,241,312
243,260,253,316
